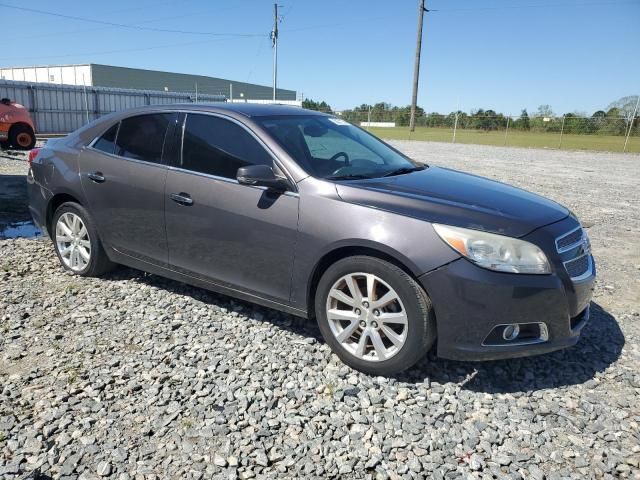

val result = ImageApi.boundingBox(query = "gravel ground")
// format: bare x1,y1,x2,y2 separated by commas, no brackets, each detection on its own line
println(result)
1,142,639,480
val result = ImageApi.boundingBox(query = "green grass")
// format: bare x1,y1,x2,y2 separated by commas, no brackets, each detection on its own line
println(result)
367,127,640,153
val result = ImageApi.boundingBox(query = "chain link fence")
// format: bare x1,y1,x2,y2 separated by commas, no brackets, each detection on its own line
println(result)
337,110,640,153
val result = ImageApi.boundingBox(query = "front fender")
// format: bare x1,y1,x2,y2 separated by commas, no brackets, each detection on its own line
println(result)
289,177,460,310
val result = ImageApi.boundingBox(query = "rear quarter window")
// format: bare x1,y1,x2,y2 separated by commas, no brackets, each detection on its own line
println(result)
92,123,119,155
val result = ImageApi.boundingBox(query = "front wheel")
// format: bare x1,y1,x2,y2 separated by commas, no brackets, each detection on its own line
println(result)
315,256,436,375
52,202,114,276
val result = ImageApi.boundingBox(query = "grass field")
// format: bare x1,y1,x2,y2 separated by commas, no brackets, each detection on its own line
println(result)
368,126,640,153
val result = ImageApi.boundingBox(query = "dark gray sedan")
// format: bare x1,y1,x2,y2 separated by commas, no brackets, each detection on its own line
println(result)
27,104,595,375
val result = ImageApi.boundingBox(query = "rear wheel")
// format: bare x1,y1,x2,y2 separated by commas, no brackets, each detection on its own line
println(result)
52,202,114,276
315,256,436,375
9,124,36,150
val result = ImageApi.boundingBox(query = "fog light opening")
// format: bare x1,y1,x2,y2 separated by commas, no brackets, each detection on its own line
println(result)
502,324,520,341
482,322,548,347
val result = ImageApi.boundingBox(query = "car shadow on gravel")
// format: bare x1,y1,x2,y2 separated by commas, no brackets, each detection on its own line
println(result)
103,268,623,393
103,267,325,338
400,302,625,393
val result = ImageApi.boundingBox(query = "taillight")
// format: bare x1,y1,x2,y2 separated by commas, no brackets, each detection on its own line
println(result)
28,148,41,168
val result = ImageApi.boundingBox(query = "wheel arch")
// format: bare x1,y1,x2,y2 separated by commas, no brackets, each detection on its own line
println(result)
306,242,424,319
9,121,35,137
46,192,83,236
9,121,34,132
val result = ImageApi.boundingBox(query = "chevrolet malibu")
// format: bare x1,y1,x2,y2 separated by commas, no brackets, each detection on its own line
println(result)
27,104,595,375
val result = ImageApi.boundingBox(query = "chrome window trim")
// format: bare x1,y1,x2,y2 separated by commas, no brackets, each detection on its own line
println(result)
87,113,173,167
85,108,299,192
563,252,593,282
555,225,584,253
85,147,169,170
166,165,299,198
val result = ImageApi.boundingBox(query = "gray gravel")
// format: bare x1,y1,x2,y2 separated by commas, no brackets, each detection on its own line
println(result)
1,141,639,479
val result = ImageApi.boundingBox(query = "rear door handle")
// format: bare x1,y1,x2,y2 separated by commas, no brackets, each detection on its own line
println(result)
87,171,105,183
169,192,193,206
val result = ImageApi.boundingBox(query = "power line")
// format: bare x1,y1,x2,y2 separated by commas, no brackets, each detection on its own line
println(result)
15,4,238,42
274,0,636,31
0,35,265,63
431,0,638,12
0,3,265,38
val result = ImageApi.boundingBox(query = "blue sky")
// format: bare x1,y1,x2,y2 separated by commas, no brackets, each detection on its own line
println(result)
1,0,638,114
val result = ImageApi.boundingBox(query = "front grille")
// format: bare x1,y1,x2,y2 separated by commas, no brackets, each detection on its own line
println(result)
556,226,593,281
564,254,590,279
556,227,584,252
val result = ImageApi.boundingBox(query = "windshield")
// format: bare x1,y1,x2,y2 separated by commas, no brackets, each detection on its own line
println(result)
256,115,423,180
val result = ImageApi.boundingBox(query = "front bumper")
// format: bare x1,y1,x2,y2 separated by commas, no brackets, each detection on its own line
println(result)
419,217,596,361
0,122,9,141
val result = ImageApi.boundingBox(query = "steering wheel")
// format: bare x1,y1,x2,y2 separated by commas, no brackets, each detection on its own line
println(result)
329,151,350,166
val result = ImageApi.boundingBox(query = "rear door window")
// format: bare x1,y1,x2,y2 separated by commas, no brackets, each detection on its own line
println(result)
92,123,119,155
114,113,172,164
180,114,273,179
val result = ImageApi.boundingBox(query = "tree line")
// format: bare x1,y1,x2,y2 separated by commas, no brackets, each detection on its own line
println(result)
302,96,639,136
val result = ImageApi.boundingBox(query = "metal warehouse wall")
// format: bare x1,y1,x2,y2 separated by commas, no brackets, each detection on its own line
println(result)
90,64,296,101
0,65,92,86
0,79,225,134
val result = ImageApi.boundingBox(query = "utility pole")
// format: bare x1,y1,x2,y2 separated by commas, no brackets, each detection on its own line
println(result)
504,116,510,146
623,95,639,153
452,112,458,143
271,4,282,103
409,0,428,132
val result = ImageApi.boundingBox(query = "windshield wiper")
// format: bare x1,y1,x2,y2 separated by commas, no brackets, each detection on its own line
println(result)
326,174,373,181
381,166,426,177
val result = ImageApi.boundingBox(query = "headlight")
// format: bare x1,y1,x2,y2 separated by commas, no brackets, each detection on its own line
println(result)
433,224,551,274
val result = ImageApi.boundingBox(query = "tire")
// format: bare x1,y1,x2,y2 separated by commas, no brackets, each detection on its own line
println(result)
315,255,436,375
9,124,36,150
51,202,115,277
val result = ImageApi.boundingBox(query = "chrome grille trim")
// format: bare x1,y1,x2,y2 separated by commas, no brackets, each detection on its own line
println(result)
555,226,584,253
563,252,593,281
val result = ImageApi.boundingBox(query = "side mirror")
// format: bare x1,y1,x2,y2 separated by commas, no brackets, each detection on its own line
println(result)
237,165,289,191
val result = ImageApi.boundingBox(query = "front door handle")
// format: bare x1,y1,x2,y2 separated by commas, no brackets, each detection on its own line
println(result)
169,192,193,206
87,171,105,183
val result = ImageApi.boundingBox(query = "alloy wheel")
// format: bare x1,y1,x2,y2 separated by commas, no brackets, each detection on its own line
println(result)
326,272,408,362
56,212,91,272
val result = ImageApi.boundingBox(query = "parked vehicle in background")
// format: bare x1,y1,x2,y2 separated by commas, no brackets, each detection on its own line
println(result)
0,98,36,150
26,104,596,375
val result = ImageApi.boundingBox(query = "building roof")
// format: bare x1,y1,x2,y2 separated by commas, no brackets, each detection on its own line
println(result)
0,63,296,99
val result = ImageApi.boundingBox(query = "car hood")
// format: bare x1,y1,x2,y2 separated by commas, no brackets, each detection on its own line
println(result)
335,166,568,237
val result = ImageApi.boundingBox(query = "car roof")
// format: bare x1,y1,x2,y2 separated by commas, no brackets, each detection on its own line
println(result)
160,102,328,118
